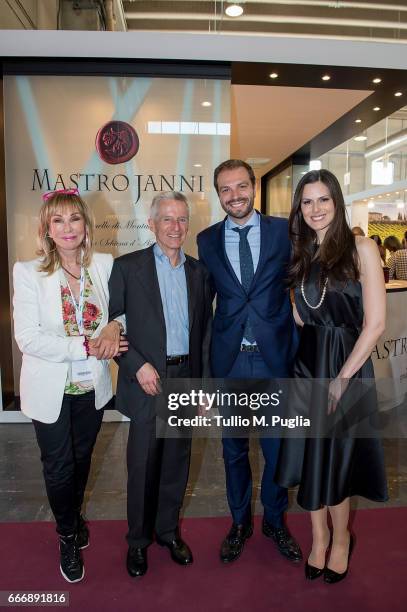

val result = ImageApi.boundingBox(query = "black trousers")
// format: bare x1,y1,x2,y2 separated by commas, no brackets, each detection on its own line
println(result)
126,361,192,548
32,391,103,536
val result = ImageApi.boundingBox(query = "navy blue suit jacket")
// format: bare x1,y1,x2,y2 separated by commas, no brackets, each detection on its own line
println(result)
197,213,298,378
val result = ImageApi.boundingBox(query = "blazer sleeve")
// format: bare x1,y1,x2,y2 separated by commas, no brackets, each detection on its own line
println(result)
94,252,126,333
108,258,146,377
197,233,216,301
13,262,87,363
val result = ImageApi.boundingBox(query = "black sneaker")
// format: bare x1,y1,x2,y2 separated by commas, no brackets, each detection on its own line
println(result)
59,534,84,583
77,514,89,550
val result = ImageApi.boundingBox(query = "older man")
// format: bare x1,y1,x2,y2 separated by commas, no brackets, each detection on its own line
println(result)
109,191,212,578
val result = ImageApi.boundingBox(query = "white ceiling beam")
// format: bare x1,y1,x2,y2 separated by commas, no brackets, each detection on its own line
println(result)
126,0,407,11
125,12,407,30
2,30,407,66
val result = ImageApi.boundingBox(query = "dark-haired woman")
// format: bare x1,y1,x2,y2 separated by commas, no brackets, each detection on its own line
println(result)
276,170,388,583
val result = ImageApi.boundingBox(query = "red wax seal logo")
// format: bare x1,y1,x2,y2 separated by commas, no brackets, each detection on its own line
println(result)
95,121,139,164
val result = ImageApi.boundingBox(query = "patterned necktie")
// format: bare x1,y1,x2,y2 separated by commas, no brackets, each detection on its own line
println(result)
232,226,255,343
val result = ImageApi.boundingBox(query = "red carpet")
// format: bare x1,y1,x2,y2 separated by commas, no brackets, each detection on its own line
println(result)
1,509,406,612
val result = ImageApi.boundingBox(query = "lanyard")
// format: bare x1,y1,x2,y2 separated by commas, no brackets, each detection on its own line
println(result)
66,264,86,336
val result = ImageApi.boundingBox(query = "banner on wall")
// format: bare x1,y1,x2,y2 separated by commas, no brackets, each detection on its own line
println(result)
4,74,230,393
372,289,407,411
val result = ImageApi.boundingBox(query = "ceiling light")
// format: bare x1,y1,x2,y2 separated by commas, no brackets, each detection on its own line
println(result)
395,92,403,97
373,107,381,111
309,160,322,171
225,3,244,17
322,75,331,81
368,202,375,208
269,72,278,79
355,119,362,123
193,163,202,168
201,101,212,107
354,135,367,141
372,78,382,84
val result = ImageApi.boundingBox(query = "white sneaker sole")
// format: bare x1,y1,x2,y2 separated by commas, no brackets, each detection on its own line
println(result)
60,564,85,583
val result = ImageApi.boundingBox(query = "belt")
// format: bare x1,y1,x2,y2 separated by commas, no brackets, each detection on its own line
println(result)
166,354,189,365
240,344,259,352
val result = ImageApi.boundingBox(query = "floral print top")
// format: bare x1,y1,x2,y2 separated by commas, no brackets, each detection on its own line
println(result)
60,268,102,395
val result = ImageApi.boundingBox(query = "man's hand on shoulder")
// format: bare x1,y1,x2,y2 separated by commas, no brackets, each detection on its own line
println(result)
135,362,161,396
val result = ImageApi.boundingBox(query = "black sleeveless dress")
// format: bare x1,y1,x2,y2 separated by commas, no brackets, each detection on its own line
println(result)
275,262,388,511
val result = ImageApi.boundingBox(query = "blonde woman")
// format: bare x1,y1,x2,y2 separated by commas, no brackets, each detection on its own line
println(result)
13,189,127,583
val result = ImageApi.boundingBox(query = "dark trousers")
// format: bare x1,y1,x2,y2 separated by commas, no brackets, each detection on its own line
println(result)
222,351,288,527
127,361,192,549
32,391,103,536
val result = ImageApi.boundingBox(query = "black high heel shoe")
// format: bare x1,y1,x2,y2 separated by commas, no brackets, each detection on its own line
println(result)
324,533,354,584
305,560,324,580
305,535,332,580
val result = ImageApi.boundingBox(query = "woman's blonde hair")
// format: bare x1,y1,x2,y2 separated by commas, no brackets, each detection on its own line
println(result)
37,193,95,274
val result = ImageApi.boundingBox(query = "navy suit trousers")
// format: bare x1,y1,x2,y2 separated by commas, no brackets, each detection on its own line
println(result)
222,351,288,527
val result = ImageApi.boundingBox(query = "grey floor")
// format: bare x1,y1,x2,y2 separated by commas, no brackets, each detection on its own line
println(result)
1,422,406,523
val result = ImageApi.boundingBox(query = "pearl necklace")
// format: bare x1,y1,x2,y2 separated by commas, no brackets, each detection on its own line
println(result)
301,276,328,309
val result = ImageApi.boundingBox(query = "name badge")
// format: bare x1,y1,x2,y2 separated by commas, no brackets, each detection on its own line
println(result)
71,360,93,383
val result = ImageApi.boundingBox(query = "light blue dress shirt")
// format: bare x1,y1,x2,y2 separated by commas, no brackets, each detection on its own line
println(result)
153,243,189,356
225,210,261,345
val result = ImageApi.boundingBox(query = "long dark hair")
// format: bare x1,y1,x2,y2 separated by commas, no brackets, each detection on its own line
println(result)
287,169,359,287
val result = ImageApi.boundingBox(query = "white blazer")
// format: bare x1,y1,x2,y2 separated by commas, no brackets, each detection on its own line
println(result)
13,252,114,423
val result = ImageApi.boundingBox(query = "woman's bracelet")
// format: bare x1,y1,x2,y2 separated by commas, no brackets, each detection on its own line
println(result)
83,335,90,358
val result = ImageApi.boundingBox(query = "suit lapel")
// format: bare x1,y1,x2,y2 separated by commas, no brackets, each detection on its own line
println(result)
134,247,166,332
41,269,66,333
250,214,270,290
88,258,106,316
184,258,196,332
216,218,245,292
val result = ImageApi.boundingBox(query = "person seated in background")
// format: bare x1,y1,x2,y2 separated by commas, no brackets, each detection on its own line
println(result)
402,231,407,250
370,234,386,265
351,226,365,236
383,235,402,269
387,240,407,280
